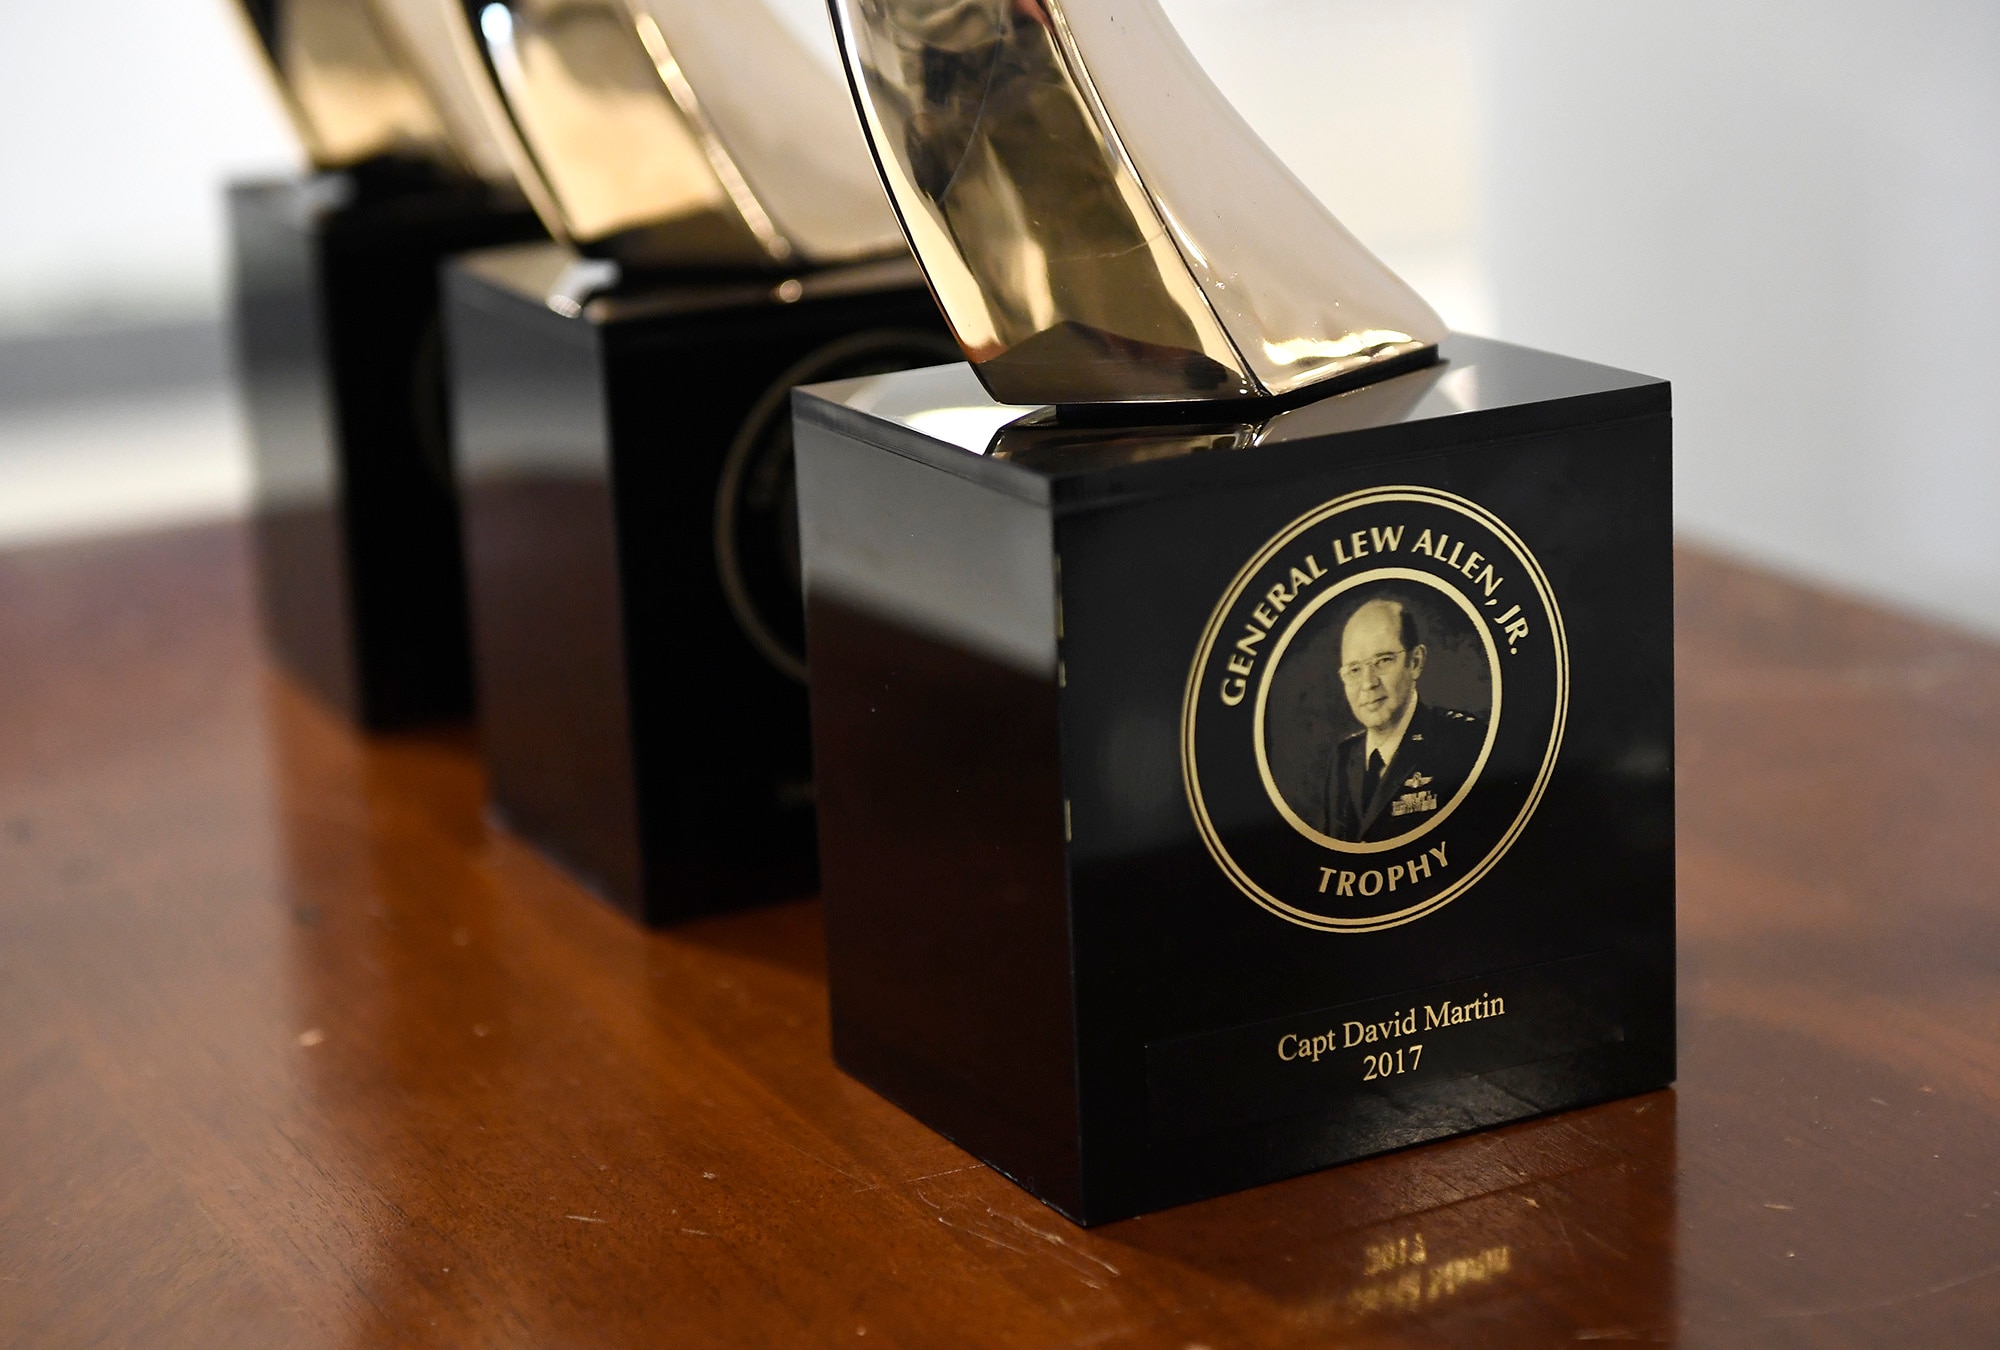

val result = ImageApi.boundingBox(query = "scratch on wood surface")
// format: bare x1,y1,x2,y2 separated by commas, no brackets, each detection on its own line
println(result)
565,1215,607,1224
994,1209,1121,1277
897,1152,1123,1290
908,1164,986,1185
1550,1208,1581,1265
1766,1262,2000,1320
940,1218,1038,1260
754,1127,879,1192
945,1204,1119,1289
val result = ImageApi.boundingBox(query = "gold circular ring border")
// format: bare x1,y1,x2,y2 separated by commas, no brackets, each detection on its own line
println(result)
1251,567,1503,855
1181,486,1570,934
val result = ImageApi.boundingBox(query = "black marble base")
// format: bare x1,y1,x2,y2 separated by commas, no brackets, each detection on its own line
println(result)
793,336,1676,1224
229,171,543,728
443,244,954,925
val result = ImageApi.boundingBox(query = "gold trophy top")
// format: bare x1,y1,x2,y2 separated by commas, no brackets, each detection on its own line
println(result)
826,0,1448,406
229,0,509,182
438,0,906,271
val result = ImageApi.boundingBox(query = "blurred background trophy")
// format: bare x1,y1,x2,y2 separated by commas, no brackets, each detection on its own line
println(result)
433,0,954,923
794,0,1676,1222
227,0,544,729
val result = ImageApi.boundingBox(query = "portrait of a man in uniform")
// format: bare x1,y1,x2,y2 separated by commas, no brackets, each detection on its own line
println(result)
1324,597,1485,843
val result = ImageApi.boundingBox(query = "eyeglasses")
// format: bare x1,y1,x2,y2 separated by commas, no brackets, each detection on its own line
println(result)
1339,649,1406,683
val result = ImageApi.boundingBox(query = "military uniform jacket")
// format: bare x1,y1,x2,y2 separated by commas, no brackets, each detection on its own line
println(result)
1323,701,1484,843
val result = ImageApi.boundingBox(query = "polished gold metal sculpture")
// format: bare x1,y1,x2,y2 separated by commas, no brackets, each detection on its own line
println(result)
826,0,1448,404
229,0,463,172
363,0,522,184
446,0,904,269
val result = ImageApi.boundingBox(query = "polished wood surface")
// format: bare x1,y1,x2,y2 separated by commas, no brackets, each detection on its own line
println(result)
2,523,1997,1346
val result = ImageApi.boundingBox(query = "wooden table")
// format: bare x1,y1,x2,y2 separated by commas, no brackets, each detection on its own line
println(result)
2,524,1997,1347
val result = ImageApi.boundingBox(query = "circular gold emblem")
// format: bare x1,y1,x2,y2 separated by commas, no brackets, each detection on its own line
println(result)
1182,487,1568,932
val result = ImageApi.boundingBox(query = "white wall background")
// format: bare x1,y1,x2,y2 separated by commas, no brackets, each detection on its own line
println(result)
1474,0,2000,632
1,0,1997,634
0,1,299,334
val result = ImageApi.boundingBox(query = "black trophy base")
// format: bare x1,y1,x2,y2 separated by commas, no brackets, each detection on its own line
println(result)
230,170,543,729
794,336,1676,1224
444,243,954,926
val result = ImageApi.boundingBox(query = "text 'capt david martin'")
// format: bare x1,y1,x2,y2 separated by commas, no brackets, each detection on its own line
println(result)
1276,992,1508,1062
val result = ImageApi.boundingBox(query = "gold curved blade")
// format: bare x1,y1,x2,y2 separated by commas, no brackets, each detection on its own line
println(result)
363,0,521,185
461,0,765,266
623,0,904,265
451,0,902,270
825,0,1448,405
229,0,462,173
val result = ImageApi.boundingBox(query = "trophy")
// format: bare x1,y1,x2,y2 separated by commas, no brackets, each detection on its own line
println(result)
794,1,1676,1222
228,0,546,728
433,0,955,923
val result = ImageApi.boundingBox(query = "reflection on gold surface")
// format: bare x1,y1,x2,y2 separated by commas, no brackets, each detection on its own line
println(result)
231,0,461,172
827,0,1449,404
365,0,521,183
846,342,1456,464
452,0,904,269
476,0,758,264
